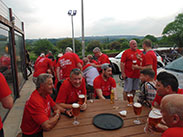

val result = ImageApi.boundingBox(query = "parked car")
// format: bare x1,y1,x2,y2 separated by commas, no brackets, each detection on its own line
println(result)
157,56,183,89
110,49,165,74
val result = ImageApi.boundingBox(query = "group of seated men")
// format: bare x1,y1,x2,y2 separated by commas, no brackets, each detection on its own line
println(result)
1,45,182,137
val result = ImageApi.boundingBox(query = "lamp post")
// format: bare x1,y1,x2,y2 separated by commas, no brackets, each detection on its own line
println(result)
81,0,85,57
68,10,77,53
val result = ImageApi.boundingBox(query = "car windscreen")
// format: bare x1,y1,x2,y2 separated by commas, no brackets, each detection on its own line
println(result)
165,57,183,72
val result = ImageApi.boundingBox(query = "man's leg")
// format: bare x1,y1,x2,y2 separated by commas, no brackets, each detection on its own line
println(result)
123,78,133,101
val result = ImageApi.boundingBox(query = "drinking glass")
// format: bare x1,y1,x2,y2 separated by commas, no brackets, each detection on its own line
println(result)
127,93,133,106
78,94,85,105
72,103,80,125
133,102,142,124
144,108,162,132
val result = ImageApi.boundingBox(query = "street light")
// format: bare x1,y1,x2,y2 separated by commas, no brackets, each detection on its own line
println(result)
68,10,77,53
81,0,85,57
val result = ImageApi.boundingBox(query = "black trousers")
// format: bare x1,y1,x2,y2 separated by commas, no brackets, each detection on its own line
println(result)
22,131,43,137
0,128,4,137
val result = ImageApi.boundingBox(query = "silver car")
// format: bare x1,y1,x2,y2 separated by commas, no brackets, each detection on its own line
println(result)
157,56,183,88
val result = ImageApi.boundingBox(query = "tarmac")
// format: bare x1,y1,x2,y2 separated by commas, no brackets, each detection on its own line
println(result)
3,74,124,137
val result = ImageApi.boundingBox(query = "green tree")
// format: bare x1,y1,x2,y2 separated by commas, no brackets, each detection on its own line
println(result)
56,38,81,53
32,39,58,56
144,35,157,43
162,13,183,47
86,40,102,52
108,41,121,50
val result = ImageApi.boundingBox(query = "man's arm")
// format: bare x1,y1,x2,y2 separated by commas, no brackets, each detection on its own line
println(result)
1,95,13,109
56,67,61,81
133,64,152,70
77,63,82,70
57,103,72,109
95,89,105,100
41,109,60,131
120,62,126,79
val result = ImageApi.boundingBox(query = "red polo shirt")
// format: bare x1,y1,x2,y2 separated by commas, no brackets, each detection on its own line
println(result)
97,53,110,72
56,78,86,104
0,73,12,130
121,49,142,78
33,57,52,77
162,127,183,137
21,90,55,135
143,50,157,78
57,52,81,79
93,75,116,97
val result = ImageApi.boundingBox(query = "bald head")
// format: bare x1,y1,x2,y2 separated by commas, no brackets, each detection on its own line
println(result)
161,94,183,127
129,40,137,51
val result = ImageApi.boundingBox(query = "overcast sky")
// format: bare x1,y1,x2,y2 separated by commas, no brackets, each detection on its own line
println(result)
3,0,183,39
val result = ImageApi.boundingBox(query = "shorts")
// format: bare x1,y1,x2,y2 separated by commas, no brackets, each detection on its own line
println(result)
124,78,140,92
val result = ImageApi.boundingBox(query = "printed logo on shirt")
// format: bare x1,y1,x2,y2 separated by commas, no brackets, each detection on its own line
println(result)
45,101,51,115
59,59,72,67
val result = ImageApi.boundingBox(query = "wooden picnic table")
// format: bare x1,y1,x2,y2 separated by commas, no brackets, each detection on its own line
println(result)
44,100,161,137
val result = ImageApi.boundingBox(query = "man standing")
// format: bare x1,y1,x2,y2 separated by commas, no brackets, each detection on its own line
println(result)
0,73,13,137
93,63,117,100
120,40,143,100
56,47,82,81
56,69,87,112
21,74,66,137
160,94,183,137
133,39,157,78
92,47,110,72
33,55,54,83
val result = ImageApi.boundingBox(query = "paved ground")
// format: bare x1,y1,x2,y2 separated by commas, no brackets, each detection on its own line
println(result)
3,74,124,137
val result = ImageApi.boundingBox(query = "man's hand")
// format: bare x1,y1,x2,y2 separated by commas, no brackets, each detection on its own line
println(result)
122,73,126,80
80,103,87,111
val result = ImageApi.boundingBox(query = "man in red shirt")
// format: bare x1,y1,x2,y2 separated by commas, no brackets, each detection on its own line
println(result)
133,39,157,79
21,73,67,137
56,47,82,81
0,73,13,137
92,47,110,72
160,94,183,137
56,68,87,113
152,71,183,108
33,56,54,83
146,71,183,133
120,40,143,100
93,63,117,99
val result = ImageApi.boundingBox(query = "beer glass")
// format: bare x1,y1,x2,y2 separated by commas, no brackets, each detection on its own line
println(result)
72,103,80,125
144,108,162,133
78,94,85,105
133,102,142,124
127,93,133,106
149,109,162,128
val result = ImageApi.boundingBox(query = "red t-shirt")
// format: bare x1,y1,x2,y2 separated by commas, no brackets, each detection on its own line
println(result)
97,54,110,72
56,52,81,79
121,49,143,78
93,75,116,97
21,90,55,135
33,57,52,77
0,73,12,130
162,127,183,137
152,89,183,106
143,50,157,78
56,78,86,104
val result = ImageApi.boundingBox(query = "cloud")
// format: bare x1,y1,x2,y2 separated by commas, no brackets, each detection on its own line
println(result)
86,14,176,37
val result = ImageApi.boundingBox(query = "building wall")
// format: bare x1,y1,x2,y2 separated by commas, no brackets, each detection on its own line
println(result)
0,1,26,121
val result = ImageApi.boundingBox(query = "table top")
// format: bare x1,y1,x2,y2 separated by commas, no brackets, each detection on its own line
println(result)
44,100,161,137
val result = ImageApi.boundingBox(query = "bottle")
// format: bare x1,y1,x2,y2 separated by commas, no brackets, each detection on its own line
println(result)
110,88,114,104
